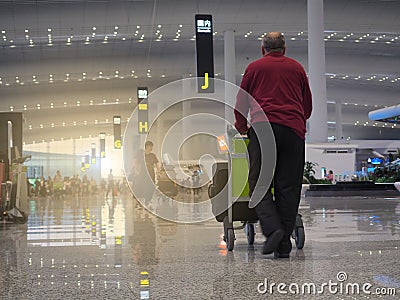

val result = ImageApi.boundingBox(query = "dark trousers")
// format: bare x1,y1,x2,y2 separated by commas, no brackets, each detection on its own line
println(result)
247,122,305,242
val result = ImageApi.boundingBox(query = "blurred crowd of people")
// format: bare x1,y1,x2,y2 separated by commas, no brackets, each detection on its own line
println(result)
29,170,128,199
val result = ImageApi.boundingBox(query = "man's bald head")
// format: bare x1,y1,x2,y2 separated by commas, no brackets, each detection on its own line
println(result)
261,32,286,54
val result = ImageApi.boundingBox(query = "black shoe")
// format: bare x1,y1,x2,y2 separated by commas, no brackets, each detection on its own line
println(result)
274,252,290,259
274,238,292,258
277,238,292,253
262,228,284,255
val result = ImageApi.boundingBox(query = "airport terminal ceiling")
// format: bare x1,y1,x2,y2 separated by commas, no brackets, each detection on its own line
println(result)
0,0,399,144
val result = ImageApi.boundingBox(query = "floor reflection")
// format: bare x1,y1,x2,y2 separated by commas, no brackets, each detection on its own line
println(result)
0,192,399,298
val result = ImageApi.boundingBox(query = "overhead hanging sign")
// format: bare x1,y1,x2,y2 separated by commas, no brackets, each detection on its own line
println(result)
91,143,96,164
85,151,90,169
113,116,122,149
137,87,149,134
195,14,214,93
100,132,106,158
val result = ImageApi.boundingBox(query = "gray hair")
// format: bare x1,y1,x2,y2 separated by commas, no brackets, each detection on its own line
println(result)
261,33,285,53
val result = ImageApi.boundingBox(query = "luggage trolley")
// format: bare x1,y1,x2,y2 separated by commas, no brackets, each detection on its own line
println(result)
209,130,305,251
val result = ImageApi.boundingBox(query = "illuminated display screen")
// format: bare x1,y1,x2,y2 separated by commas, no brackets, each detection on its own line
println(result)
137,87,148,100
196,18,212,33
113,116,121,125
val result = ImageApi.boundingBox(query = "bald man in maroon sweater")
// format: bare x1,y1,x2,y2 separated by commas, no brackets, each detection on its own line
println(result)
234,32,312,258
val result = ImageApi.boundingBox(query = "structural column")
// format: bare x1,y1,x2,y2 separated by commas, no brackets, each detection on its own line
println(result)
72,138,76,173
335,100,343,140
46,142,50,177
181,76,191,160
224,29,236,125
307,0,328,143
224,30,236,223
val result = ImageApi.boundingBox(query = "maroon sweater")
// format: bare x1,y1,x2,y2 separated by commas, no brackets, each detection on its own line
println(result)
234,52,312,140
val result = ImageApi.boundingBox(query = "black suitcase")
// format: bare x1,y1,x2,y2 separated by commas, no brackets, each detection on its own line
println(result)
208,162,258,222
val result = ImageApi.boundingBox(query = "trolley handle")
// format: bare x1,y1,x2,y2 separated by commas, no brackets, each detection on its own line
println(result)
226,125,248,140
226,125,236,139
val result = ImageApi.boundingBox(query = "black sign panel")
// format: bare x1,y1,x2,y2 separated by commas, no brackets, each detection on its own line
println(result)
137,87,149,134
91,143,96,164
195,14,214,93
100,132,106,158
113,116,122,149
85,151,90,169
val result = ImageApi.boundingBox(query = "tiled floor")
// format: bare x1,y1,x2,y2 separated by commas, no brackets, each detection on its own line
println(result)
1,192,400,299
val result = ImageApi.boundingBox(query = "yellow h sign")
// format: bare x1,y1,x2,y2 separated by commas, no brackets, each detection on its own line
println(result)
139,121,148,133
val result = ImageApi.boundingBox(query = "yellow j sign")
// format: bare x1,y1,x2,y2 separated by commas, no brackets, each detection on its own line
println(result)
114,140,122,149
201,72,209,90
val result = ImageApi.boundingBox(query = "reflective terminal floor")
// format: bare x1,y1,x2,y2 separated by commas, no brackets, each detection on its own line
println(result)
1,191,400,299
